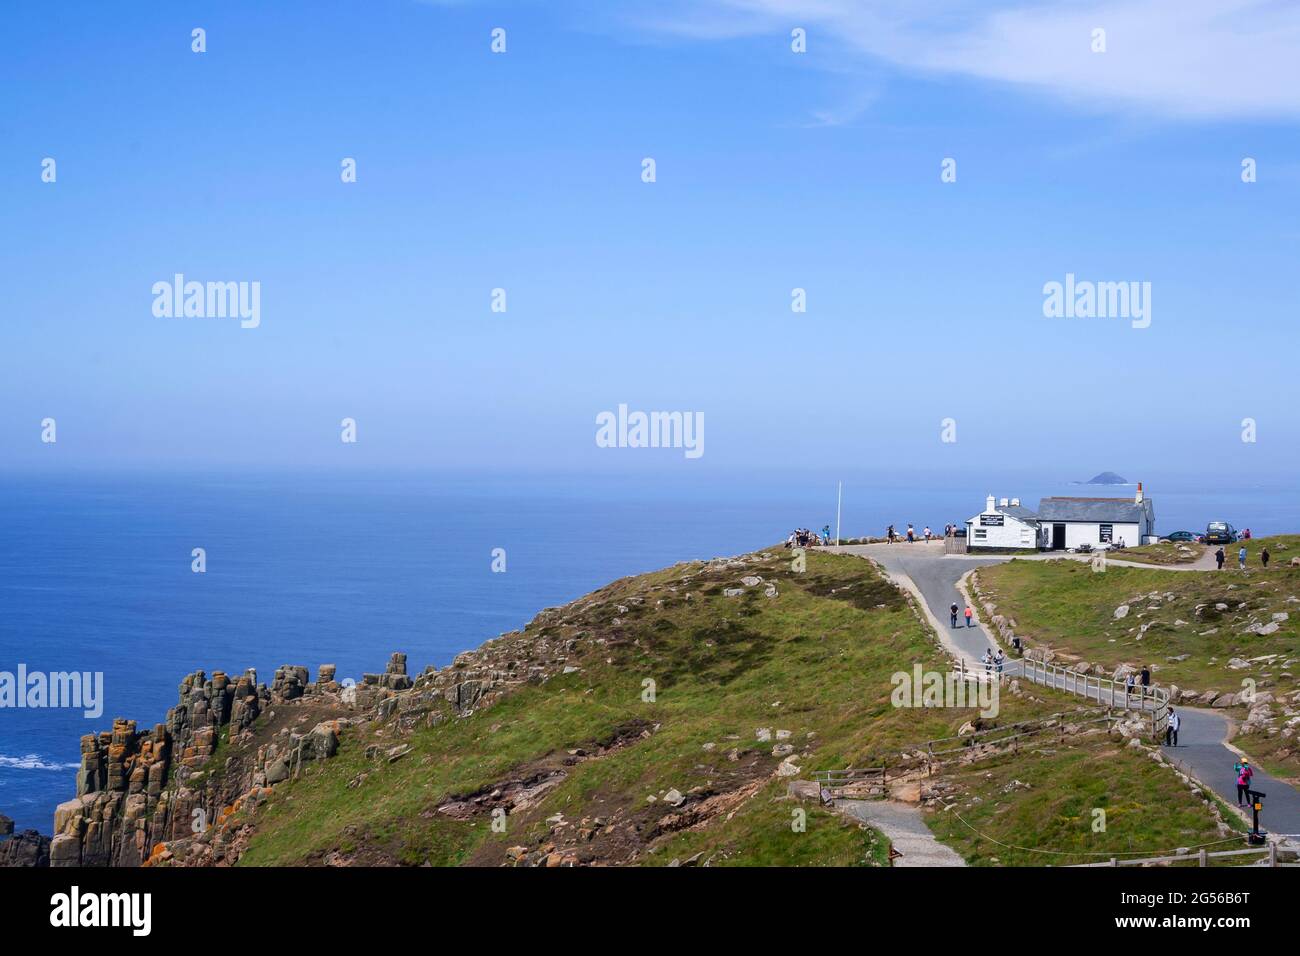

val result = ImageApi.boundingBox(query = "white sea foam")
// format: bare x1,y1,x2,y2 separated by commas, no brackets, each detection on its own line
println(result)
0,753,79,771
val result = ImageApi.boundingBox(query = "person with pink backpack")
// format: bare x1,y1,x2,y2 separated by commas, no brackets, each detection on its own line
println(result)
1236,759,1254,805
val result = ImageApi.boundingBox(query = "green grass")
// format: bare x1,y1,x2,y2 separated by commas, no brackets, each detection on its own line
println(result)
925,743,1236,866
644,781,892,866
1112,541,1206,565
229,548,1228,866
975,558,1300,693
973,553,1300,780
1231,534,1300,566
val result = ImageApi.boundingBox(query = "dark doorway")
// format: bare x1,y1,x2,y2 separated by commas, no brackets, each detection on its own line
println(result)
1051,523,1066,549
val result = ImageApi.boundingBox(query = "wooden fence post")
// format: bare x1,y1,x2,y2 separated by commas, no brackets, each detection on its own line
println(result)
1198,849,1207,867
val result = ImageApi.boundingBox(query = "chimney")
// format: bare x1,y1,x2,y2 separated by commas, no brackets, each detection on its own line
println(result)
999,497,1009,507
1011,497,1020,507
1135,482,1143,504
986,494,996,513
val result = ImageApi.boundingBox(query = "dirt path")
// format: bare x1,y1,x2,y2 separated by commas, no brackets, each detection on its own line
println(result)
836,799,967,867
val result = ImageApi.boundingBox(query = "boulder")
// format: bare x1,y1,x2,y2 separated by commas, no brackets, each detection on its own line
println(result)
265,757,291,784
786,780,821,802
48,834,81,868
305,722,339,760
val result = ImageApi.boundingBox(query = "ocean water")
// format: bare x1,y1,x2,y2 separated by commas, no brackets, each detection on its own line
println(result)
2,469,1296,834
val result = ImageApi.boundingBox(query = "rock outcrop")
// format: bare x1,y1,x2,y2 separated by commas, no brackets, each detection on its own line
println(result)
38,663,361,867
22,602,607,867
0,829,51,867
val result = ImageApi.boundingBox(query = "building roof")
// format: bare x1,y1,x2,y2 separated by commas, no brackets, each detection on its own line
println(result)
965,503,1038,524
1038,496,1153,523
998,504,1039,521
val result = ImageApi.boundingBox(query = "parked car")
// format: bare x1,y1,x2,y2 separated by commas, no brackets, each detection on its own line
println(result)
1160,531,1202,543
1204,522,1237,544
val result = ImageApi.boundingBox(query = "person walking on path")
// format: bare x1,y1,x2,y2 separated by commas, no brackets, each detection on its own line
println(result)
906,524,915,543
923,526,932,542
983,649,993,674
887,524,896,544
964,604,974,628
1215,547,1225,570
1165,708,1180,747
1236,759,1254,805
994,649,1005,676
1238,545,1248,570
1262,547,1270,568
1125,672,1136,701
949,602,959,628
1140,665,1151,702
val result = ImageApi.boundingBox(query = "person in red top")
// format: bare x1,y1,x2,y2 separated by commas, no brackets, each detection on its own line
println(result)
964,605,974,628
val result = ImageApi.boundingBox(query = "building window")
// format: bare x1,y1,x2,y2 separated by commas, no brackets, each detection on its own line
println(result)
1099,523,1113,543
974,529,987,541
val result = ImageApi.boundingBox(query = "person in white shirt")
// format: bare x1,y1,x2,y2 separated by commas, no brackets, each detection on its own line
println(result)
1165,708,1181,747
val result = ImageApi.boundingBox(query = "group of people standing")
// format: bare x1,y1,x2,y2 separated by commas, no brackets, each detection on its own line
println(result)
1214,544,1271,570
886,522,961,544
1123,665,1152,700
786,526,833,548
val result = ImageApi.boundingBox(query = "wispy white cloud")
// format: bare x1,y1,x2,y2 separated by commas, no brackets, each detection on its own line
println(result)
624,0,1300,120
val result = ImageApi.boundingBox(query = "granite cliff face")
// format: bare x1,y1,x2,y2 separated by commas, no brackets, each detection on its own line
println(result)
10,611,583,867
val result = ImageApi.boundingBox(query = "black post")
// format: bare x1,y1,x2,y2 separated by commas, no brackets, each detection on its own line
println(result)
1246,788,1267,846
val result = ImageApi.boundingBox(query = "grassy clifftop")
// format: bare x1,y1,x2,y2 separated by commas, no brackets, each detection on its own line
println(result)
972,540,1300,779
157,547,1232,867
238,547,1001,866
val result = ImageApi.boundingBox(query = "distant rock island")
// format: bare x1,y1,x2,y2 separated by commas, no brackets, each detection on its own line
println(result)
1082,471,1129,485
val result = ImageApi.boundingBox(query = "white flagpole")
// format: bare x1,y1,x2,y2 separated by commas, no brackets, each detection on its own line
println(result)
836,481,842,547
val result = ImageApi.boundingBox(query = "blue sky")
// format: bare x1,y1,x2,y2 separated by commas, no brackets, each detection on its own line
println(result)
2,0,1298,478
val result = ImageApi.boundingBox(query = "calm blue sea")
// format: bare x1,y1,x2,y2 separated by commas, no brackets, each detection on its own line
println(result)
2,469,1296,833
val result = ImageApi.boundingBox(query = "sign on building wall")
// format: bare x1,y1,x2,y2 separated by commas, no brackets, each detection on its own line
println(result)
1099,523,1113,542
980,514,1005,526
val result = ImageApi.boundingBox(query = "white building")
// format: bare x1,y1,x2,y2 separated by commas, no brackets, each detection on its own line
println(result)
1038,484,1156,550
966,495,1042,550
964,484,1156,551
